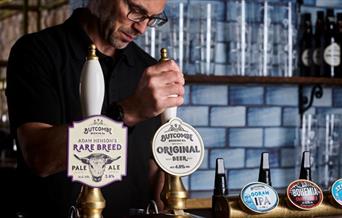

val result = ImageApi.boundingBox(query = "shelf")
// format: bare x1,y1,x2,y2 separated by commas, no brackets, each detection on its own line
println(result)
185,75,342,86
0,0,68,22
0,0,67,10
0,0,12,6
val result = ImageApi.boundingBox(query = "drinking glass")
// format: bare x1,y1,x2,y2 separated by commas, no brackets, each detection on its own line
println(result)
226,0,245,76
186,0,219,75
296,114,320,181
268,0,297,77
318,114,342,189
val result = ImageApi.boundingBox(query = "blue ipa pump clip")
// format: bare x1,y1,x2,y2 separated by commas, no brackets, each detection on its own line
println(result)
330,178,342,208
212,158,230,218
240,152,279,214
286,151,323,210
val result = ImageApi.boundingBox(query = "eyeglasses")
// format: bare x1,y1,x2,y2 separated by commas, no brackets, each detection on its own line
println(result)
125,0,168,27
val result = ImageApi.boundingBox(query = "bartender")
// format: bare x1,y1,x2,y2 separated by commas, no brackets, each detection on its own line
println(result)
6,0,185,217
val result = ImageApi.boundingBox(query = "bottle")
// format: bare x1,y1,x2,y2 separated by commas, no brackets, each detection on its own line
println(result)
323,9,340,77
312,11,325,77
298,13,313,77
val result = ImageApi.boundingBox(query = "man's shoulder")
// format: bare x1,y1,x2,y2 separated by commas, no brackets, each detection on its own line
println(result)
11,23,66,53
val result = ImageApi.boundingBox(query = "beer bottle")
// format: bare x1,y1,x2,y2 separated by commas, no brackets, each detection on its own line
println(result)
298,13,313,77
323,9,340,77
312,11,325,77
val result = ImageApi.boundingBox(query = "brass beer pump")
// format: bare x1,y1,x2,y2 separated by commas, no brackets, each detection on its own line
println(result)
159,48,190,217
75,44,106,218
161,174,189,216
76,186,105,218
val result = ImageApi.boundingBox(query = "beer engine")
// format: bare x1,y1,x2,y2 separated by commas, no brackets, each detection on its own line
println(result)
286,151,323,210
212,158,230,218
68,44,127,218
152,48,205,217
239,152,279,214
206,151,342,218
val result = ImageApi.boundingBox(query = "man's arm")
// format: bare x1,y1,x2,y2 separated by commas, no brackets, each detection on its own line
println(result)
16,60,184,178
17,122,68,177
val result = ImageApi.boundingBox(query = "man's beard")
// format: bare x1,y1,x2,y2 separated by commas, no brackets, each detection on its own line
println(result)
109,30,129,49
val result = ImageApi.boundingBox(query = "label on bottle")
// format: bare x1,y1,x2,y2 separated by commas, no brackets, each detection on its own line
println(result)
286,179,323,210
152,117,204,176
313,48,322,65
331,178,342,206
68,116,128,188
240,182,279,213
301,49,310,66
324,42,341,67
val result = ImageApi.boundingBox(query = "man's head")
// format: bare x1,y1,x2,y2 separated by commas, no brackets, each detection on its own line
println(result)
87,0,167,49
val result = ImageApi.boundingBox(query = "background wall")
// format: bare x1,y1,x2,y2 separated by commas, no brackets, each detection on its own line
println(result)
143,0,342,196
178,84,342,196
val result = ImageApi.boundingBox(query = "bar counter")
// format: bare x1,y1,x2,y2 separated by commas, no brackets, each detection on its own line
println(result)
129,192,342,218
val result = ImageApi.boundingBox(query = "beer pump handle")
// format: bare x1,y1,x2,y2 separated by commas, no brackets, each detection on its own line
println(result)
74,44,106,218
214,158,228,196
79,44,105,117
159,48,177,124
212,158,230,218
258,152,272,186
299,151,312,180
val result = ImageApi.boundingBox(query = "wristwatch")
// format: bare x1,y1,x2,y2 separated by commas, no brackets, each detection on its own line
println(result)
109,102,124,122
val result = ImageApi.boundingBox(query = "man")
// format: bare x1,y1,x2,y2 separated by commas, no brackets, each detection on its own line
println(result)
6,0,184,217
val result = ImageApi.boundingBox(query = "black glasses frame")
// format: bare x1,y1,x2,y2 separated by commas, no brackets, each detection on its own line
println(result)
125,0,168,27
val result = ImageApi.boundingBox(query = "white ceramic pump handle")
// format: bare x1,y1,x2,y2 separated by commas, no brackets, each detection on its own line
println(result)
159,48,177,124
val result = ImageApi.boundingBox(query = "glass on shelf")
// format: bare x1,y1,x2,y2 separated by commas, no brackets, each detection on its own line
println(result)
296,113,342,189
135,0,297,77
296,114,320,182
317,114,342,189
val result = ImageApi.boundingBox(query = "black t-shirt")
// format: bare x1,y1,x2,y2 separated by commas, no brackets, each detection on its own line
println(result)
6,8,160,218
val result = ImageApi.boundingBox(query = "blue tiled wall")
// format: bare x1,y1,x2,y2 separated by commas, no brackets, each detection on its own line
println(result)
179,84,342,193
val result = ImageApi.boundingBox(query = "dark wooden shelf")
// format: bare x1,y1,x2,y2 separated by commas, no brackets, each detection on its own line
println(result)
0,0,67,10
185,75,342,86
